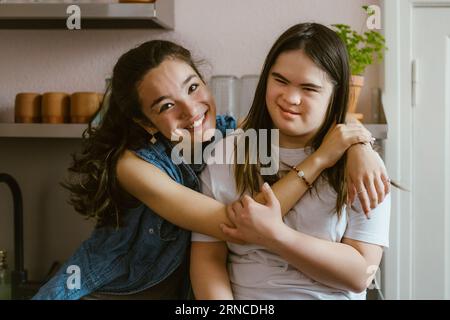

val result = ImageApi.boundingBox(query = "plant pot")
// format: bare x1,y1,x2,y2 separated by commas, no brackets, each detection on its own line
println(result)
348,75,365,114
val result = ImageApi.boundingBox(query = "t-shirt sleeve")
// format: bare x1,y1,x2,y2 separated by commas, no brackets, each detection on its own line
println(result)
343,194,391,248
191,164,222,243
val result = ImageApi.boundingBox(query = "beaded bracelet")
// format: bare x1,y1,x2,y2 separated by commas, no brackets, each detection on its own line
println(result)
290,165,313,190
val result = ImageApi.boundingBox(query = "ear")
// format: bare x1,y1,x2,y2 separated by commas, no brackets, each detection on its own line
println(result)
133,118,158,135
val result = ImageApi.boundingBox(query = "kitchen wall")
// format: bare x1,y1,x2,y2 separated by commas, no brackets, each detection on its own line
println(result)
0,0,381,282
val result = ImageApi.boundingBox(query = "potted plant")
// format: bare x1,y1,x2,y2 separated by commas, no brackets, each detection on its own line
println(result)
332,6,387,116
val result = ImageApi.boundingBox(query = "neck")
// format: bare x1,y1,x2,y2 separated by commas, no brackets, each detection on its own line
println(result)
279,131,312,149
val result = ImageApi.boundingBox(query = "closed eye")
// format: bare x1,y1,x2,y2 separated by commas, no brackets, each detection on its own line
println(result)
275,78,288,85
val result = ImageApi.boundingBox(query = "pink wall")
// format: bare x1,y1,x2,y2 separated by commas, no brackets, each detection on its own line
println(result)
0,0,381,122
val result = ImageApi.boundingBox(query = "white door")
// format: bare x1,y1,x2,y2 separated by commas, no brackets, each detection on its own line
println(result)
412,7,450,299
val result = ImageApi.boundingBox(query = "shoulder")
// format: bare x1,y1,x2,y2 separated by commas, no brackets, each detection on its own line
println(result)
117,149,152,178
122,140,176,176
116,149,169,184
117,149,182,203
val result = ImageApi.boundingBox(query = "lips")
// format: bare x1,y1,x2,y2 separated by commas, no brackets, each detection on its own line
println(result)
187,112,207,129
279,105,301,116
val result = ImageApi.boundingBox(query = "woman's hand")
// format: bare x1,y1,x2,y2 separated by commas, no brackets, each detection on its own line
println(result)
312,123,390,217
220,183,284,247
314,123,373,169
346,144,390,216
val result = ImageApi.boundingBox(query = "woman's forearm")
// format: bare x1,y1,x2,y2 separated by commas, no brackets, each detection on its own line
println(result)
256,152,328,216
266,225,374,292
190,242,233,300
118,150,328,240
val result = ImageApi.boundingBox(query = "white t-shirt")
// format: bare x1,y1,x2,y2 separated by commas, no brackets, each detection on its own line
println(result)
192,134,391,300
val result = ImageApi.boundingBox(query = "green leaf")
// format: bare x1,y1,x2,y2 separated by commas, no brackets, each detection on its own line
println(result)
331,12,387,75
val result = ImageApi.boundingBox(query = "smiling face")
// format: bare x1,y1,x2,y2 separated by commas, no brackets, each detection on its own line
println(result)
137,58,216,143
266,49,335,148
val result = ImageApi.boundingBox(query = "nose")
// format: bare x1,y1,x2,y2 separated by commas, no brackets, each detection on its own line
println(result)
180,99,200,119
283,87,302,106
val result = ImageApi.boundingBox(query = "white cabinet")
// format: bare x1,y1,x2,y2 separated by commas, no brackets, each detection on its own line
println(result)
0,1,174,29
384,0,450,299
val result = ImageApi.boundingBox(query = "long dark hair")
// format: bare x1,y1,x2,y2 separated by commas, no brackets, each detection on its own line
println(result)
235,23,350,216
63,40,203,228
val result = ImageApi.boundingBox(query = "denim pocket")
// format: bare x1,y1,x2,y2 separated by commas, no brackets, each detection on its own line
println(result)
157,218,180,241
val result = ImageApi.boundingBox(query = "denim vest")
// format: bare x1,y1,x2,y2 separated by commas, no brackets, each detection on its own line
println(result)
33,115,236,300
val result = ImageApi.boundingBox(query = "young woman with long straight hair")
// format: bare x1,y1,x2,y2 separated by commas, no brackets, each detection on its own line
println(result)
191,23,391,300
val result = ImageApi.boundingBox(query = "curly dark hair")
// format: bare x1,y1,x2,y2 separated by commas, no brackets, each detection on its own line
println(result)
62,40,203,228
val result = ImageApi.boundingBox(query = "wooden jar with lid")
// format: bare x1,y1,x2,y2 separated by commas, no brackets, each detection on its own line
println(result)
41,92,70,123
70,92,101,123
15,93,42,123
119,0,156,3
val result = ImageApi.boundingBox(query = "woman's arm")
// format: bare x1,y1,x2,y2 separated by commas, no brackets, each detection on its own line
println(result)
346,114,390,215
346,144,390,215
269,227,382,292
116,148,327,241
117,124,375,241
190,241,233,300
221,183,387,292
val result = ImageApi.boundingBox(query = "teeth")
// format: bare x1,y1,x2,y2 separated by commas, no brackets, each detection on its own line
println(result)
188,114,205,129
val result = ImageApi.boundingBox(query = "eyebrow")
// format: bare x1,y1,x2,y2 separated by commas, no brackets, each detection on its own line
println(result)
149,74,199,109
271,72,323,89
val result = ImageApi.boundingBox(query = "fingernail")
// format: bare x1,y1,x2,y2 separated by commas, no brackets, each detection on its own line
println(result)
263,182,269,189
367,212,371,219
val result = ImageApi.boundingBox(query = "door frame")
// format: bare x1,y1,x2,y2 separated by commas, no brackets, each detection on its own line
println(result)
383,0,450,299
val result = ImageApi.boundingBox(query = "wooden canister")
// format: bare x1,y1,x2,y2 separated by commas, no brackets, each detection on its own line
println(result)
70,92,101,123
42,92,70,123
97,93,104,107
15,93,42,123
119,0,156,3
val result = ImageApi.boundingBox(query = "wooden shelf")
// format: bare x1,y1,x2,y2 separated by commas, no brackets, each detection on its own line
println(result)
0,1,174,29
0,123,388,140
0,123,88,138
